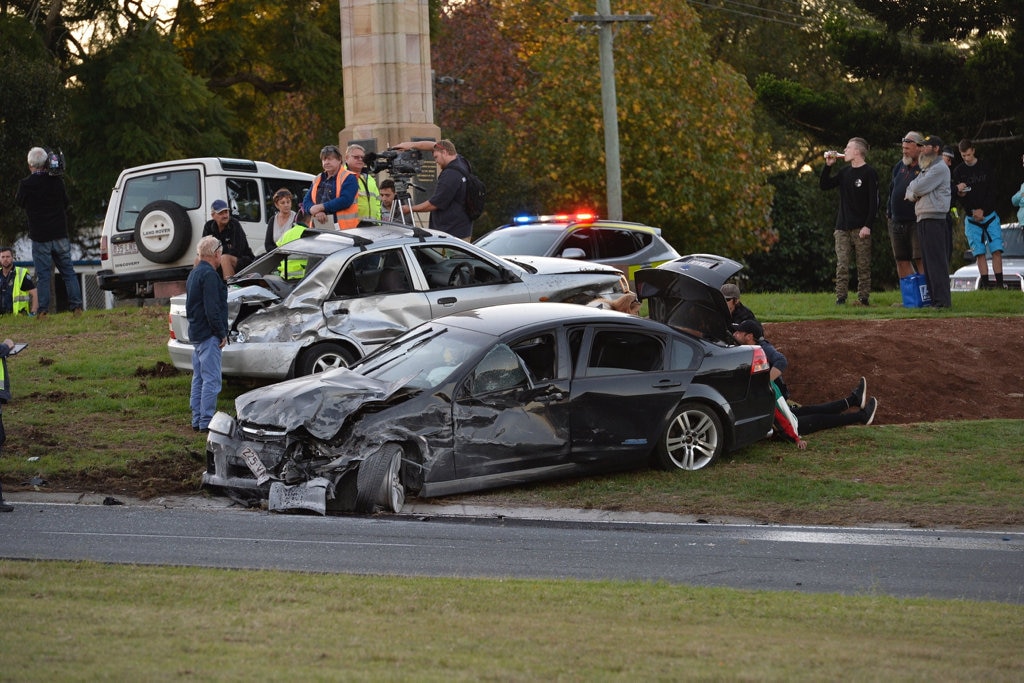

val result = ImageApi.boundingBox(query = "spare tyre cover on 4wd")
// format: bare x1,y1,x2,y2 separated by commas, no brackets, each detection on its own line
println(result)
134,200,192,264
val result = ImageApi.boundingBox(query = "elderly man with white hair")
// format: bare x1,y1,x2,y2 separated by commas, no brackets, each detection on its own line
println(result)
14,147,82,316
186,235,228,432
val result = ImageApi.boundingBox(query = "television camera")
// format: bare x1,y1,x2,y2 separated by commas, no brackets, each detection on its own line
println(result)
364,149,425,225
46,148,66,176
365,148,423,177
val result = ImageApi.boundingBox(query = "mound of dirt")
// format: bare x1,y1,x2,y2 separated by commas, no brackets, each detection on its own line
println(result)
769,317,1024,424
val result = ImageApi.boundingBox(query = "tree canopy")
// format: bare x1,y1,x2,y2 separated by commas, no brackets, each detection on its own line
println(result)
3,0,1022,294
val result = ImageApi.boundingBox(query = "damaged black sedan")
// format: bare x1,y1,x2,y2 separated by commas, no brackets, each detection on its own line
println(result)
204,296,774,514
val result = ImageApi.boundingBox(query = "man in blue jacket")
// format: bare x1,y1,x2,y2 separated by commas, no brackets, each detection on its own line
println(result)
186,236,228,432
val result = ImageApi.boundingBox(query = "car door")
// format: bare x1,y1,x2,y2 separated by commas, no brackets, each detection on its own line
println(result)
452,332,571,480
323,248,432,349
567,325,699,463
409,243,531,317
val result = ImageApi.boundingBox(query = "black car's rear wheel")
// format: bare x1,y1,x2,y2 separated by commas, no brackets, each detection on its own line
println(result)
354,444,406,513
655,402,723,471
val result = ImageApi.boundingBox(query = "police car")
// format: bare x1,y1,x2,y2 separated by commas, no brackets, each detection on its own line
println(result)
475,213,680,285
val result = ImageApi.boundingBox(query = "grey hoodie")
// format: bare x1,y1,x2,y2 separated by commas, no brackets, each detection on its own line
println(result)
905,156,951,221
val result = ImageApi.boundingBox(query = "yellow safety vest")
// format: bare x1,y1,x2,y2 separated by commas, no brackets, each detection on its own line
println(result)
276,225,308,280
10,267,31,315
349,169,381,220
310,170,360,229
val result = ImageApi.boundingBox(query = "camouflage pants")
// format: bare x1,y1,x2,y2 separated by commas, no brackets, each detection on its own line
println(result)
834,229,871,301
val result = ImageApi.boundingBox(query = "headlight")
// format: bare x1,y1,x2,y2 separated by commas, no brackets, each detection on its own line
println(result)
208,411,236,437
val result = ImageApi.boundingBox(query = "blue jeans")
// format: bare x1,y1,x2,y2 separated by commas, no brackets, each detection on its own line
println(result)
190,336,223,430
32,238,82,313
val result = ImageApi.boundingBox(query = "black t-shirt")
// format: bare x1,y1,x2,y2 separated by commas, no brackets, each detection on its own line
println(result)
951,158,996,213
15,172,71,242
820,163,880,231
428,156,473,239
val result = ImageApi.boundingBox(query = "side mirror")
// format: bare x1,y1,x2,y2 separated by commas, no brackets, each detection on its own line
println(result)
560,247,586,260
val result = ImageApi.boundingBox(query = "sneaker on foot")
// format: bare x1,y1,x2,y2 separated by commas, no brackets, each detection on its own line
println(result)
856,297,870,306
850,377,867,409
836,296,847,305
0,501,13,512
862,397,878,425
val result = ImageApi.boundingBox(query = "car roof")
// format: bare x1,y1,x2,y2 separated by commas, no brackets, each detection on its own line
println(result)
115,157,313,181
434,302,665,336
277,222,466,255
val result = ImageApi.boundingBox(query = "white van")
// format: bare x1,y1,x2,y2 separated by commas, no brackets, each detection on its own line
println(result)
97,158,313,295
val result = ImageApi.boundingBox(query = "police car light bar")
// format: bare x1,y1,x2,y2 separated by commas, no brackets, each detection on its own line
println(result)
512,212,596,224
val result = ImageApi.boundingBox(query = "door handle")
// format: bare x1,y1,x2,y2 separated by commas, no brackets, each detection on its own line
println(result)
653,379,681,388
331,307,349,315
437,297,457,305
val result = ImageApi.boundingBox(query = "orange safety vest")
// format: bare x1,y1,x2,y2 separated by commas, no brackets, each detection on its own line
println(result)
310,170,360,229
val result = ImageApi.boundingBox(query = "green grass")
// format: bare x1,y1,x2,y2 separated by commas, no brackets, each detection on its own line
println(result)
2,561,1022,681
743,287,1022,320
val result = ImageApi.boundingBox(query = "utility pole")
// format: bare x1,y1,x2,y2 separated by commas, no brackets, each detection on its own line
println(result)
571,2,654,221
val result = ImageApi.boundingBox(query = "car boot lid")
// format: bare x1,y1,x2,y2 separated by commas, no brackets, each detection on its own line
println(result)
635,254,742,345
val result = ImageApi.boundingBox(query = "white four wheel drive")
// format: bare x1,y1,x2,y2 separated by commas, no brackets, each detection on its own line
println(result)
97,157,313,297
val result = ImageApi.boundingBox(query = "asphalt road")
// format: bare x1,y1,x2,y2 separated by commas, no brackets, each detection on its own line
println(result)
1,498,1021,603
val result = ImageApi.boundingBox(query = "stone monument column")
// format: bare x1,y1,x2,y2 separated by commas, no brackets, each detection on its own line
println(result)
338,0,441,150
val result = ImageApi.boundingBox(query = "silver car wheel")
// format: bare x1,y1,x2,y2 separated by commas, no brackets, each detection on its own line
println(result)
297,342,357,376
656,403,723,471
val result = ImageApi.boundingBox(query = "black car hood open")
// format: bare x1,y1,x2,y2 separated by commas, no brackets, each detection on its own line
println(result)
634,253,742,345
235,368,409,440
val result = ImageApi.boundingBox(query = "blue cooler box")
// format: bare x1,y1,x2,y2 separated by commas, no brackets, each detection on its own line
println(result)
901,273,931,308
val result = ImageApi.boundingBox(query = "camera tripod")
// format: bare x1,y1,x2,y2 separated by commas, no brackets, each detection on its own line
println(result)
384,177,422,226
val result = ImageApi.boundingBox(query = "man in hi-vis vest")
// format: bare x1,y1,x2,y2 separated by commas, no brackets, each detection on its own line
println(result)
302,145,360,229
0,247,37,316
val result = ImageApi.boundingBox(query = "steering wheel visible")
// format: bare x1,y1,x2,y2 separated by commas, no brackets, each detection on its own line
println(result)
448,262,474,287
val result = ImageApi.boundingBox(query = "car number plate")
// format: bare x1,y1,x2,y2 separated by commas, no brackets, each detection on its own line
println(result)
241,446,271,485
111,241,139,257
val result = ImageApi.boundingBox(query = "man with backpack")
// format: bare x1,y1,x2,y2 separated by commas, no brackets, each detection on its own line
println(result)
392,139,479,240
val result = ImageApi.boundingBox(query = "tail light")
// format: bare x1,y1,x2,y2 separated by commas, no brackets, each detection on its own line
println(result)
168,312,176,340
100,235,108,262
750,346,769,374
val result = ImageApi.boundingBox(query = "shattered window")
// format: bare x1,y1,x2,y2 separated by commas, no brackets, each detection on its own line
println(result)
512,333,557,382
470,344,529,394
586,330,663,375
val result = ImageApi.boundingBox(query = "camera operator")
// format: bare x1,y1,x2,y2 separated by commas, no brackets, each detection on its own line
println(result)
14,147,82,316
392,139,473,240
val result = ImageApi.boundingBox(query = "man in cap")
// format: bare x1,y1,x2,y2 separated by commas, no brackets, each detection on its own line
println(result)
201,199,255,280
952,139,1004,288
720,283,758,326
885,132,925,287
732,319,789,399
820,137,878,306
905,134,952,308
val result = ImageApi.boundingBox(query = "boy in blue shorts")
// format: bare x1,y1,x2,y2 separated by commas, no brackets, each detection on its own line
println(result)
952,140,1004,288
